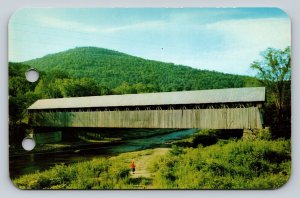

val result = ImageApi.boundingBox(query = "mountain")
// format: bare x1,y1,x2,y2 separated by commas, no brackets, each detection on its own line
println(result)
23,47,258,92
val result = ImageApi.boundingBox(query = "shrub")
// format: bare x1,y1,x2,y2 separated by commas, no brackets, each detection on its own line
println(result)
256,128,272,140
150,139,291,189
13,156,131,189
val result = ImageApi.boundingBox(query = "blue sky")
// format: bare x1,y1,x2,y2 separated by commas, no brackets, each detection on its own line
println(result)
9,8,290,75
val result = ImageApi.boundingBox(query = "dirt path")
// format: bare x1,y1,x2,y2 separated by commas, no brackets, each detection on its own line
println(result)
130,148,169,179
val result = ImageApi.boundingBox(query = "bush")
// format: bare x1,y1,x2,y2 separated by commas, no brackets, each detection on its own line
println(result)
256,128,272,140
150,139,291,189
13,156,132,189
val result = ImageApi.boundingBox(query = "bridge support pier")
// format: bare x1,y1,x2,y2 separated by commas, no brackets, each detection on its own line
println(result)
242,129,255,140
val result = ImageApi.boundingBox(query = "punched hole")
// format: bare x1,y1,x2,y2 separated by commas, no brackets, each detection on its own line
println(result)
25,68,39,82
22,137,36,151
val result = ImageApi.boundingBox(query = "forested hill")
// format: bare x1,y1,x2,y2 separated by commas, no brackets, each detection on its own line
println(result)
20,47,259,96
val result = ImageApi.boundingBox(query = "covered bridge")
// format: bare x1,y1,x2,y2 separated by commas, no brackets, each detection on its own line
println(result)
28,87,265,130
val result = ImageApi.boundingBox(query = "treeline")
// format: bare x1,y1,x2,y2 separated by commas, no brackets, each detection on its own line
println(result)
9,63,40,146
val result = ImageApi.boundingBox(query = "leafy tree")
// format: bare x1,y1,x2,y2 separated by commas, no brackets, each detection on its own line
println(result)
251,47,291,125
112,82,136,94
57,78,100,97
9,76,33,96
9,63,41,146
98,83,112,95
35,79,63,98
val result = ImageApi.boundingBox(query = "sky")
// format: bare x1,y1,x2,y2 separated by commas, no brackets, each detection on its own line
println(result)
9,8,291,75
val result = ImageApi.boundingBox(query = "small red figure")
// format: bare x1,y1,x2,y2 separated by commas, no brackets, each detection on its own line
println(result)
130,161,136,174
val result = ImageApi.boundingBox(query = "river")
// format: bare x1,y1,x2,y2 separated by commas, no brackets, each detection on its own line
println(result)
10,129,198,179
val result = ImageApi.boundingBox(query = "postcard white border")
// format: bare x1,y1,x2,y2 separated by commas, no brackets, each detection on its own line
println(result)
0,0,299,197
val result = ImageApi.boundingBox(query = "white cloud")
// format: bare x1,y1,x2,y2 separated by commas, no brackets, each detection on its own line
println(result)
39,17,165,34
40,17,100,33
196,18,291,74
151,18,291,75
101,21,165,33
206,18,291,49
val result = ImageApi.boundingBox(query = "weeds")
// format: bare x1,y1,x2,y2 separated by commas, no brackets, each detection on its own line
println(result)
13,139,290,189
150,139,291,189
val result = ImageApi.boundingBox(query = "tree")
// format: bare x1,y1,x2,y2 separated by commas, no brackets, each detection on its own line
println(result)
251,47,291,122
35,79,63,98
57,78,100,97
112,82,136,95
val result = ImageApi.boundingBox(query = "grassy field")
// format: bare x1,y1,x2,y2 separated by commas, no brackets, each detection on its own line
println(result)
12,133,291,189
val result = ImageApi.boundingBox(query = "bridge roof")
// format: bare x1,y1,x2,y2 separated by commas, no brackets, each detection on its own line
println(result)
28,87,265,110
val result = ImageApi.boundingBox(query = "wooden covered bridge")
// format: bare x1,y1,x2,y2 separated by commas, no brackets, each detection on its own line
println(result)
28,87,265,130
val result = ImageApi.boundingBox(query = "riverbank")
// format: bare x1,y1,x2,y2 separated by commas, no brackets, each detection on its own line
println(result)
9,139,122,157
9,129,183,157
12,148,169,189
12,138,291,189
10,129,199,179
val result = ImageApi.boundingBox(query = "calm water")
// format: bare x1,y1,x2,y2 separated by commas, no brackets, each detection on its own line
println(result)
10,129,198,179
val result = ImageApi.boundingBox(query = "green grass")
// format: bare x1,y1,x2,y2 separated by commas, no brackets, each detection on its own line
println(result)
149,139,291,189
13,139,291,189
13,150,153,189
